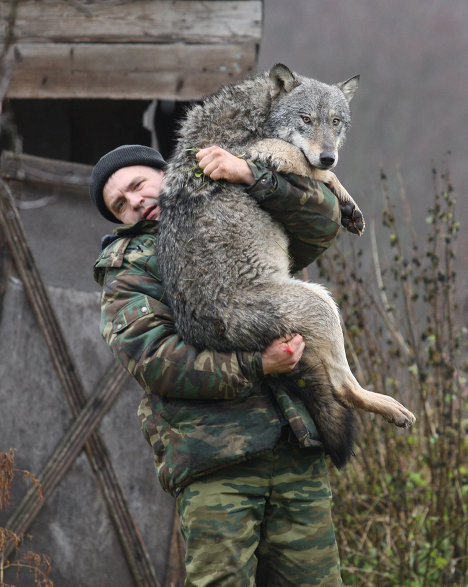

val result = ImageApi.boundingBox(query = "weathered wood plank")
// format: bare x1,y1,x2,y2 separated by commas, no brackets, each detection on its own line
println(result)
7,42,257,100
1,0,262,44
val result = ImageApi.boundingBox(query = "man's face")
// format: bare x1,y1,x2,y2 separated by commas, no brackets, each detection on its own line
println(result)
103,165,165,224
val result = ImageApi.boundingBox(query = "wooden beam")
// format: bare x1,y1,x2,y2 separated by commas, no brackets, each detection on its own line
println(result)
1,150,91,193
4,363,129,559
7,42,257,100
5,1,262,45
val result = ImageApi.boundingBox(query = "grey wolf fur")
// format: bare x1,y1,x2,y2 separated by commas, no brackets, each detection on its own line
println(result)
157,64,415,468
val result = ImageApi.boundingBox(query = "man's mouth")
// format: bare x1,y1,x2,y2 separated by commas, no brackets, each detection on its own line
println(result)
143,205,160,221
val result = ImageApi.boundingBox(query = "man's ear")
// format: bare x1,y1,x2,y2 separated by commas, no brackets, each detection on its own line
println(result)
337,75,360,103
269,64,300,99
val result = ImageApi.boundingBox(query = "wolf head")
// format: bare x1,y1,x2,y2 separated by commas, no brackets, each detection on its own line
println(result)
263,64,359,170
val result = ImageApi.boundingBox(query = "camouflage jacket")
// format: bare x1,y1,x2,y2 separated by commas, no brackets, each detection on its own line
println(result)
93,163,342,496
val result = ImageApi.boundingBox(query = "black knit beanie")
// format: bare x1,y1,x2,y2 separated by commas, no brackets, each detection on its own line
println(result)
89,144,167,222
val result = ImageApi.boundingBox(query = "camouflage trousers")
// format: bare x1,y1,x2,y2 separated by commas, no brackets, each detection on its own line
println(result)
176,429,342,586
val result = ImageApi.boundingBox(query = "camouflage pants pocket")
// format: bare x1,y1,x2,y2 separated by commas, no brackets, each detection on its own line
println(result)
176,434,341,586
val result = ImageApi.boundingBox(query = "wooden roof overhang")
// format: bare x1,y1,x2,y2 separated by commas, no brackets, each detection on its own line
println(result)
3,0,263,101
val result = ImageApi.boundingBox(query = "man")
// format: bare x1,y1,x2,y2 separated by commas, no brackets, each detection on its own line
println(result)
92,144,344,586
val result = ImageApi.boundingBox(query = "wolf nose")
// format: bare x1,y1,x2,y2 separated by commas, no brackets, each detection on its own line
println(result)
319,152,335,167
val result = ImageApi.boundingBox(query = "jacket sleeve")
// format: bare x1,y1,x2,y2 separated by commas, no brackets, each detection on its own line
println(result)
246,162,342,272
98,243,264,400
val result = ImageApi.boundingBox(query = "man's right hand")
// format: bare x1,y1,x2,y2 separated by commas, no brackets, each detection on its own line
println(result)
196,146,255,185
261,334,305,375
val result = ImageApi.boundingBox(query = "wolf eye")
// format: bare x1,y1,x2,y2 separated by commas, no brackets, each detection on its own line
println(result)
301,115,311,124
332,118,341,126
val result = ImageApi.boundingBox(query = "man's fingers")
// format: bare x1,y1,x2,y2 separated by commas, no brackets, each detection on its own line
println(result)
284,333,303,348
261,334,304,374
195,146,253,185
200,160,217,177
196,146,221,167
196,146,216,160
196,150,224,179
282,334,305,364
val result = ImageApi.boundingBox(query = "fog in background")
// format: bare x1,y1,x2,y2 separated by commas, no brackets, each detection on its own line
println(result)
257,0,467,280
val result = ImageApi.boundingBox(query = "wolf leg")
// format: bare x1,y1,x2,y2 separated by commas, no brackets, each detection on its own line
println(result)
248,138,365,235
314,169,365,235
291,281,416,428
248,138,313,176
249,137,356,210
248,279,415,434
322,360,416,428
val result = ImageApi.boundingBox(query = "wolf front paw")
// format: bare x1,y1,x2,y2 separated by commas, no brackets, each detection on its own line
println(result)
340,203,365,235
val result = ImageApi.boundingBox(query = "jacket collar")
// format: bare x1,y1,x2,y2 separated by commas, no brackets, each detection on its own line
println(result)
112,218,159,237
100,219,159,251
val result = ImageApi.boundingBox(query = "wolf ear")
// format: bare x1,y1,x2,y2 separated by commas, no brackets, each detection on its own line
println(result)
269,64,300,98
337,75,360,103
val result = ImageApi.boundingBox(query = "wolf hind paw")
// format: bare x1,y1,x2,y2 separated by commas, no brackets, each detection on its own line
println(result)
385,407,416,428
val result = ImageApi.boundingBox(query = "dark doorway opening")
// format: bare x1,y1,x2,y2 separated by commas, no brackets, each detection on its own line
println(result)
1,98,194,164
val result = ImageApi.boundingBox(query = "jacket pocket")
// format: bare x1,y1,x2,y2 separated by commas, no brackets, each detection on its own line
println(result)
112,294,154,333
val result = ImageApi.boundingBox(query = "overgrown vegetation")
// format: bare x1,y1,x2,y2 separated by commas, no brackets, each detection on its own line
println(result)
0,450,53,587
317,166,467,585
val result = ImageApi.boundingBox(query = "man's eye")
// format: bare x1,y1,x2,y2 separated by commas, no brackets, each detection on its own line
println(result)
301,115,311,124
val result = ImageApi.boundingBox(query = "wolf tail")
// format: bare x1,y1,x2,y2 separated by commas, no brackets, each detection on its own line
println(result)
286,365,357,469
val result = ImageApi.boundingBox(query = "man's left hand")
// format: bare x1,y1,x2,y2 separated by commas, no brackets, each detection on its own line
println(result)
261,334,305,375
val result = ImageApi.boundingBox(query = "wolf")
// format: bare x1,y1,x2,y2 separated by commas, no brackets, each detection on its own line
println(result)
157,64,415,468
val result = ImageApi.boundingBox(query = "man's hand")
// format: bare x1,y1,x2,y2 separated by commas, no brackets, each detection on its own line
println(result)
261,334,305,375
196,146,255,185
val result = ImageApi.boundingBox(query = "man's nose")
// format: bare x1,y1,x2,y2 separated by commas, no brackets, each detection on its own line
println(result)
129,193,144,208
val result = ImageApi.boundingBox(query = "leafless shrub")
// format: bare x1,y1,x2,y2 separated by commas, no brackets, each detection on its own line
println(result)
0,450,52,587
316,164,467,585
